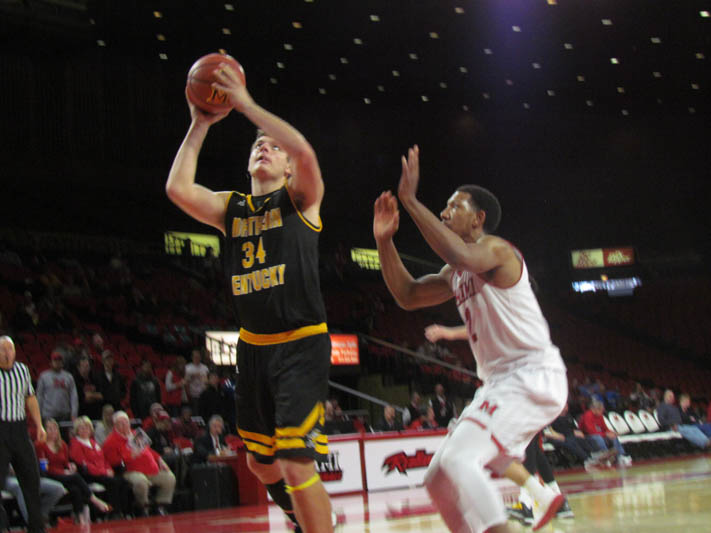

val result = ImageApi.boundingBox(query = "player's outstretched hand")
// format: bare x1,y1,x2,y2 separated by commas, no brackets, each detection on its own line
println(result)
185,87,230,126
212,62,254,113
397,145,420,205
424,324,447,343
373,191,400,242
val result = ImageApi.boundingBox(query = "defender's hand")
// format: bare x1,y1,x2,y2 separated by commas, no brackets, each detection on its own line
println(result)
373,191,400,242
397,145,420,205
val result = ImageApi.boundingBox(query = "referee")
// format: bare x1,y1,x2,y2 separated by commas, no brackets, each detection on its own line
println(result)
0,335,47,533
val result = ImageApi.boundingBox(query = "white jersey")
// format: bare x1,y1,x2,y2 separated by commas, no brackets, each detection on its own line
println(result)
450,254,565,382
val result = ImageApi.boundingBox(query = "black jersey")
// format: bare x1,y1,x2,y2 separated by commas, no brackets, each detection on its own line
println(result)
222,184,327,335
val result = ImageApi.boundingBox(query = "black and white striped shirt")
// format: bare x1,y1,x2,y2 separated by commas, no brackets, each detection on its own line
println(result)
0,362,34,421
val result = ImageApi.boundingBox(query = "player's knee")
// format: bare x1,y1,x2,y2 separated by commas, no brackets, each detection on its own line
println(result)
279,456,317,486
247,454,281,481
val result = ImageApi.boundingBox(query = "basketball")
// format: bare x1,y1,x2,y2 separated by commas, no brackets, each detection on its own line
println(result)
186,52,246,114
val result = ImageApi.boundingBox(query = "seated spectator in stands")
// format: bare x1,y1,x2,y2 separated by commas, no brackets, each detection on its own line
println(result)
600,383,622,412
577,377,598,400
373,405,403,432
142,402,166,431
421,406,441,430
185,349,209,414
95,350,126,411
69,416,133,518
429,383,456,428
194,415,229,463
102,411,176,516
198,371,222,423
164,356,187,417
679,394,711,437
173,405,201,440
323,400,355,435
547,403,612,469
657,390,710,449
580,400,632,466
402,392,422,428
36,351,78,423
130,360,162,420
146,410,180,473
35,419,110,523
629,382,655,411
94,404,115,445
74,357,103,420
4,468,67,530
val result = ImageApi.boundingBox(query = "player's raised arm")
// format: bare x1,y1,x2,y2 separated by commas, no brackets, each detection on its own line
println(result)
424,324,468,343
165,91,231,235
212,63,324,214
373,191,453,310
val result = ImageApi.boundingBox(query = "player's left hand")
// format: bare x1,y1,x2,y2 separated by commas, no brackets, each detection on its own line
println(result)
212,63,254,113
397,145,420,205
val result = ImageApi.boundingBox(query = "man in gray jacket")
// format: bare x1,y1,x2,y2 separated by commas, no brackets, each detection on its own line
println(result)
36,351,78,422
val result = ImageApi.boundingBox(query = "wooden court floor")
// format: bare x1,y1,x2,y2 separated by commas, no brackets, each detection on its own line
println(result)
56,454,711,533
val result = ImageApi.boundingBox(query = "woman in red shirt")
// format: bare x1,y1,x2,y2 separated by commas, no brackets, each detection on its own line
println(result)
69,416,133,517
35,419,110,523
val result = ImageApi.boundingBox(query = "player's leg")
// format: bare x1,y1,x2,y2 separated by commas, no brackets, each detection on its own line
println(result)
246,454,301,529
424,419,512,533
280,457,332,533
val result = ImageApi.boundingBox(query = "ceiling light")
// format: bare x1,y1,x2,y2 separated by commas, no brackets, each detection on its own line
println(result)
462,104,469,111
96,39,106,47
652,71,662,78
650,37,661,44
484,48,493,55
429,32,439,39
455,7,465,14
328,74,337,80
439,82,448,88
523,103,530,109
586,100,594,107
547,0,557,4
340,57,349,64
547,89,555,96
224,3,234,10
277,62,285,69
222,28,231,35
577,75,585,82
284,43,293,50
409,53,418,60
689,107,696,114
421,95,429,102
318,88,326,95
292,21,302,29
657,98,663,104
392,70,400,77
354,38,363,45
377,85,385,92
532,62,541,69
601,19,613,26
89,18,95,25
610,57,619,64
695,52,705,59
364,98,371,104
218,48,227,55
159,53,168,60
482,92,490,99
370,14,380,22
622,109,629,116
617,86,625,93
459,66,468,73
505,79,514,86
691,83,700,89
153,11,162,18
512,26,521,32
564,43,573,50
270,78,278,84
700,10,709,18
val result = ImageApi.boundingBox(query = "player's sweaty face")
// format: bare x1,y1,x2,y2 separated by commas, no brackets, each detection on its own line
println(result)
249,136,290,179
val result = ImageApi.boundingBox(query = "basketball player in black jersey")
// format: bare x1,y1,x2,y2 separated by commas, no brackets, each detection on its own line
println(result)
166,63,333,533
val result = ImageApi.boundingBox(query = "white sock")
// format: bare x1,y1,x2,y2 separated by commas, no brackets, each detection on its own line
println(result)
524,475,552,504
546,481,561,495
519,486,534,508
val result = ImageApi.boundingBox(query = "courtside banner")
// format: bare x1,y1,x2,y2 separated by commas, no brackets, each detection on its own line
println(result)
364,433,446,491
330,334,360,365
317,439,363,494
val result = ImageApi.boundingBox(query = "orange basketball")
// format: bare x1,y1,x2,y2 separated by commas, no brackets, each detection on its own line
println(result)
186,52,246,114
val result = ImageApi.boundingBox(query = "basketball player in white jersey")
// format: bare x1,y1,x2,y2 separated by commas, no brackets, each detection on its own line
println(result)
373,145,568,533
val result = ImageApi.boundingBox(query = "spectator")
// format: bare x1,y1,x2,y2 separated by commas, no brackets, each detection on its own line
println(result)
547,403,612,469
680,395,711,437
657,390,710,449
35,419,110,523
421,406,440,430
146,410,185,480
172,405,201,440
74,357,103,420
373,405,403,432
184,349,209,413
69,417,133,518
94,404,115,445
629,382,655,411
130,361,162,420
429,383,456,428
198,371,222,423
580,400,632,466
323,400,354,435
36,351,78,422
402,392,422,428
4,470,67,530
142,402,166,431
194,415,229,463
95,350,126,411
164,356,187,417
102,411,176,517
